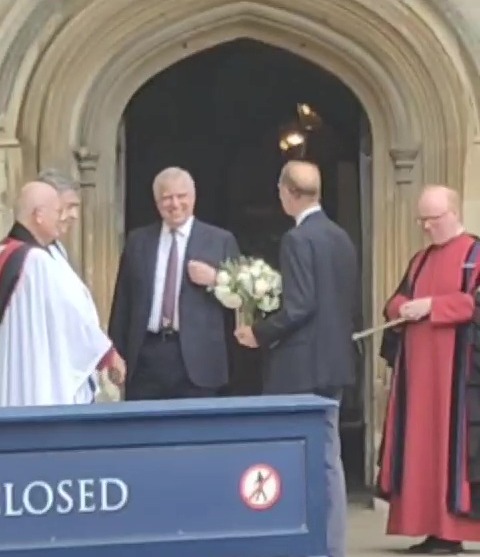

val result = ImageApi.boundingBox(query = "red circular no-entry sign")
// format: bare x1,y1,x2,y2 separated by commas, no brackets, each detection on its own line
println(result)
239,464,281,510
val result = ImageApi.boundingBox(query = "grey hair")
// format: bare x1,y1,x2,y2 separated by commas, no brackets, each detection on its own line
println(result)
152,167,195,197
37,168,80,193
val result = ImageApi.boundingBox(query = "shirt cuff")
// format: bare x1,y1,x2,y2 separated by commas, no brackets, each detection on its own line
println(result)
96,346,115,371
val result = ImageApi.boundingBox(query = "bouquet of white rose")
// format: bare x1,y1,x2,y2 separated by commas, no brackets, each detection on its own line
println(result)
209,256,282,326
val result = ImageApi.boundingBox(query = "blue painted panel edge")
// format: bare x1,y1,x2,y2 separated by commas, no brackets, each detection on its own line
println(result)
0,394,338,424
1,533,327,557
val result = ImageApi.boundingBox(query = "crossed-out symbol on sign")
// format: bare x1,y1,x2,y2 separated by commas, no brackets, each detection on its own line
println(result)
250,470,271,503
240,464,281,510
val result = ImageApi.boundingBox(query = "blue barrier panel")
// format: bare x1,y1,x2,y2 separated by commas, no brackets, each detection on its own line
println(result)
0,394,336,557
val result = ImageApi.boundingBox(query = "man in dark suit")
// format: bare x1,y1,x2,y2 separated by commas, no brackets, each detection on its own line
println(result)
235,160,358,557
108,167,239,400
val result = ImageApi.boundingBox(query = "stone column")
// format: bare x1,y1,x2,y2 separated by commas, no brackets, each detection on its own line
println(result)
463,136,480,236
74,146,99,295
388,146,423,278
0,135,23,237
372,146,423,462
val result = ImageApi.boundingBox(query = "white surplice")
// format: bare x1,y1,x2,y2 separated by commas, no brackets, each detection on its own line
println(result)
49,241,104,403
0,246,111,406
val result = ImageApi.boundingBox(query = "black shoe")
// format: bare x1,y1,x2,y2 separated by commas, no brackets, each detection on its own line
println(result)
406,536,435,554
406,537,464,554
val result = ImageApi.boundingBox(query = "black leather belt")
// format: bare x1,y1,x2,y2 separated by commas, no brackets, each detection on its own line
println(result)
149,328,179,342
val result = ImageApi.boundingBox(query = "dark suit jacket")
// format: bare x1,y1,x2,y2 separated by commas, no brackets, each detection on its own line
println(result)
108,218,240,389
252,210,358,394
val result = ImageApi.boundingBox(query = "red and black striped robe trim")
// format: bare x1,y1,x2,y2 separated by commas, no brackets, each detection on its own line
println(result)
453,288,480,517
0,240,32,324
1,221,52,323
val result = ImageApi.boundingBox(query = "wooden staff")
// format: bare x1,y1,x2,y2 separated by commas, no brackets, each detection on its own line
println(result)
352,317,406,341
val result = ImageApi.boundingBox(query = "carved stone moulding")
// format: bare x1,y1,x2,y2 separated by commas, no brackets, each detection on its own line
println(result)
389,147,420,186
73,146,99,188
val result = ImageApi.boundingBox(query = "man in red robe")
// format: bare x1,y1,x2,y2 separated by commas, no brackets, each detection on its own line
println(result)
378,185,480,554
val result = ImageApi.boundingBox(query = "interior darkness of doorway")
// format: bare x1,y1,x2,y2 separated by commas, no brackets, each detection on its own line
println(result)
123,38,367,491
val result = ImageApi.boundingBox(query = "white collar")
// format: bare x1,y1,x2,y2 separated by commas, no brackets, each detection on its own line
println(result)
296,205,321,226
161,215,194,237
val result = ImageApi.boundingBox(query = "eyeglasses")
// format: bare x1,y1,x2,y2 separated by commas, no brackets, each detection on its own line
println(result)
416,211,448,225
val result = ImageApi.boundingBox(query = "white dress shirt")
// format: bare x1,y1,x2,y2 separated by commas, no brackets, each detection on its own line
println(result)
147,216,194,332
296,205,321,226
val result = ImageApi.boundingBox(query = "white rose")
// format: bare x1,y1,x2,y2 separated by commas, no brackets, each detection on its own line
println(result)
254,278,269,297
216,270,230,286
221,293,243,309
213,285,231,298
250,259,265,278
250,266,262,278
237,271,254,295
237,270,250,283
214,286,242,309
270,272,282,290
258,296,280,313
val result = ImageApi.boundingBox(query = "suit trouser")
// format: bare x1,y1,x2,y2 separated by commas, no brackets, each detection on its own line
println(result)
266,386,346,557
321,398,347,557
126,331,215,400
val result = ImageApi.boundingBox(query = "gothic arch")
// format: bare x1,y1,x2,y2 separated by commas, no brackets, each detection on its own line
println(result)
13,0,478,303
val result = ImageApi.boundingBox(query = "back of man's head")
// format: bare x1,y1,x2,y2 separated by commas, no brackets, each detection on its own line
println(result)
37,168,79,194
279,160,321,199
15,181,61,246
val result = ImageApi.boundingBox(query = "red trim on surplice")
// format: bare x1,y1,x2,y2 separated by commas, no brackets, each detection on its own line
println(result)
0,239,25,274
0,239,30,323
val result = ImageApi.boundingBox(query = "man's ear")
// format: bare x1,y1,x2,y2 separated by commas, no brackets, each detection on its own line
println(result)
32,207,42,224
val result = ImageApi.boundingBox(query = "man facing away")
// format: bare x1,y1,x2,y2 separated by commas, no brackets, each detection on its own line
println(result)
377,185,480,554
0,181,125,406
108,167,240,400
235,160,359,557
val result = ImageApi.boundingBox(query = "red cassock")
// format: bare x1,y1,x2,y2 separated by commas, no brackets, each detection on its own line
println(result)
377,233,480,541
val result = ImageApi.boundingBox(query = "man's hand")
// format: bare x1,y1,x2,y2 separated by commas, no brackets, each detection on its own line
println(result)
107,352,126,386
399,297,432,321
235,326,259,348
188,260,217,286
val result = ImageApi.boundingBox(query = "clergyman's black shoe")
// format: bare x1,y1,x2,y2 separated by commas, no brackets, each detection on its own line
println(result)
406,536,464,554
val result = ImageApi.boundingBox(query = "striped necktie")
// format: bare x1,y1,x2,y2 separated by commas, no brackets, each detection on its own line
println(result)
160,229,178,328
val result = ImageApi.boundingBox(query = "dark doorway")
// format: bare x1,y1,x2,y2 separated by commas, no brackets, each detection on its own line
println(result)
122,38,368,492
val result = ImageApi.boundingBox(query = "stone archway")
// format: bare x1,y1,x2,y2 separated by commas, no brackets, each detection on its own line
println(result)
1,0,479,485
14,0,479,313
